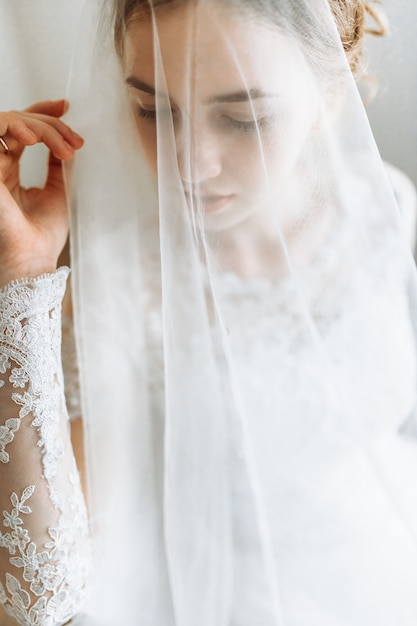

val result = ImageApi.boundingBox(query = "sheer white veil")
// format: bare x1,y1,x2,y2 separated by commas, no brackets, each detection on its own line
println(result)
65,1,417,624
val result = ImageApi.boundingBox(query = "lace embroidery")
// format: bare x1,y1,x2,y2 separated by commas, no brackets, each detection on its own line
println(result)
0,270,90,626
0,484,88,626
61,314,81,423
0,418,20,464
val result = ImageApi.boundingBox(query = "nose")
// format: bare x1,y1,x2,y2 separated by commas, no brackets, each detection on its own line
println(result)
177,122,222,186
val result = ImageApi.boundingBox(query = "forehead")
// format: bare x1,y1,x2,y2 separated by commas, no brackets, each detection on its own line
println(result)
124,3,310,100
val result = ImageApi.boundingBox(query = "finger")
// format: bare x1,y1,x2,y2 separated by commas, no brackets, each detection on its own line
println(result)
19,112,84,149
2,109,83,147
62,155,75,193
46,151,66,192
1,113,83,160
24,99,69,117
0,115,38,158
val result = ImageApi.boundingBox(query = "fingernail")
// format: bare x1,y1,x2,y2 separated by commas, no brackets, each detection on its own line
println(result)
63,140,74,151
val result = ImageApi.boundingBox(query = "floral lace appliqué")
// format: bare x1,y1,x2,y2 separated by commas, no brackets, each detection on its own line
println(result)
0,270,90,626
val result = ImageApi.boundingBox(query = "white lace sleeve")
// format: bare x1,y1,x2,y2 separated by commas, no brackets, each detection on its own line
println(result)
0,269,90,626
61,314,81,423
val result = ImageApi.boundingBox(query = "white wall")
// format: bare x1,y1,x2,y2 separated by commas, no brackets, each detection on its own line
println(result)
365,0,417,186
0,0,85,185
0,1,85,106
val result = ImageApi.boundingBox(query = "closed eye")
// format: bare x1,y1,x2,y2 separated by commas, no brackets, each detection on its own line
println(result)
136,105,177,121
137,106,157,120
221,115,274,133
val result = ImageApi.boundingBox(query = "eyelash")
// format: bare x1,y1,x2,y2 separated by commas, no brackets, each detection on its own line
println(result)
221,116,272,134
136,105,272,134
136,106,157,120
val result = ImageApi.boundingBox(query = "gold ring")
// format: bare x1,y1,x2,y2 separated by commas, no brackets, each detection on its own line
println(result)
0,136,9,155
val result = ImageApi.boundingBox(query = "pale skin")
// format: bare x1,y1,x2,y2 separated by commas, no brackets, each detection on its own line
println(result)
0,102,88,476
0,0,320,577
0,7,321,287
0,100,85,626
124,3,327,279
0,100,83,287
0,12,305,614
0,6,350,624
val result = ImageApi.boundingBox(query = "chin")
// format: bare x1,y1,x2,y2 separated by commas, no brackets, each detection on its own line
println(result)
201,204,256,233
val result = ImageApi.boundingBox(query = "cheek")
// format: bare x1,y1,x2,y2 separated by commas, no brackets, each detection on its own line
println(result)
135,120,158,174
264,109,319,177
220,132,267,180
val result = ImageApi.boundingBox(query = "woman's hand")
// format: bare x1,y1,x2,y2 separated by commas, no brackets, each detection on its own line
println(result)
0,99,83,287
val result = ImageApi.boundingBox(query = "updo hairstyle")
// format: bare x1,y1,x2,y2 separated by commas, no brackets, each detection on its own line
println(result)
329,0,386,75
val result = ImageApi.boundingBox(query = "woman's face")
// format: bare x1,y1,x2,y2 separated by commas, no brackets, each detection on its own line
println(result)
124,2,321,232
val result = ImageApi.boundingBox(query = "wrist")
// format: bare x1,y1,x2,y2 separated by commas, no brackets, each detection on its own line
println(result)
0,267,70,309
0,260,59,289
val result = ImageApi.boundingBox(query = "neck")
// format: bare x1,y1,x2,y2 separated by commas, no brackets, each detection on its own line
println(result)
215,211,284,280
208,183,326,281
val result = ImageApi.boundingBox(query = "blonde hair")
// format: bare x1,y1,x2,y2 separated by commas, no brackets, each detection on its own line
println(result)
328,1,387,75
113,0,387,76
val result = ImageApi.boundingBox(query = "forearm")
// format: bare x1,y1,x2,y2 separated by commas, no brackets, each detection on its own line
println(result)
0,270,89,625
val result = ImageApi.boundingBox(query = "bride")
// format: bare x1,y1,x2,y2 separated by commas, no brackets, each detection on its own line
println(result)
1,1,417,624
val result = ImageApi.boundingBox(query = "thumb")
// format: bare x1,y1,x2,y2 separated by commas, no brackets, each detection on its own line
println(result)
45,150,66,192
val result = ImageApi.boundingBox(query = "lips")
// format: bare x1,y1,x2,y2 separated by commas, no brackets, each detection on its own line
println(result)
185,192,234,213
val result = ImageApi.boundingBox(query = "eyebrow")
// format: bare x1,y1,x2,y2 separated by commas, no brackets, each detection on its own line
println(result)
204,88,278,104
126,77,157,95
126,76,278,105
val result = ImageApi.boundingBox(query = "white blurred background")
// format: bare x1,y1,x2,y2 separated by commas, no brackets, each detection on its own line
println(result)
366,0,417,187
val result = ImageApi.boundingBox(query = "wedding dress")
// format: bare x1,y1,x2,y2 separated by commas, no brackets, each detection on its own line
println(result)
2,228,417,625
0,271,89,625
2,0,417,624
